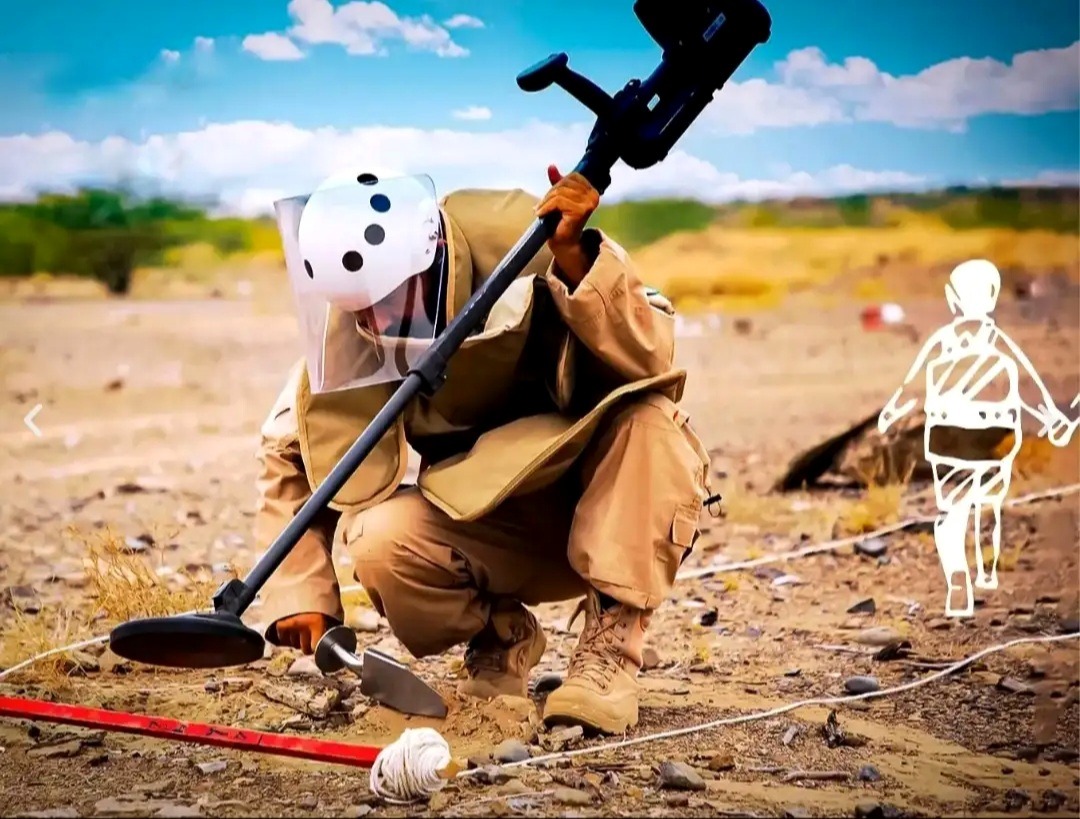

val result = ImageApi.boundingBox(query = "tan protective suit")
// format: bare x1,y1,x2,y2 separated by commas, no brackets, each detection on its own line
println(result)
255,188,712,657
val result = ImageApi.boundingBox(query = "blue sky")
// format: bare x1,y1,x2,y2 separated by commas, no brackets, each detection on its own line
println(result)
1,0,1077,211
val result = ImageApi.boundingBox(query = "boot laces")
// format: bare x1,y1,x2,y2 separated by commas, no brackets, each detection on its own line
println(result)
565,597,625,687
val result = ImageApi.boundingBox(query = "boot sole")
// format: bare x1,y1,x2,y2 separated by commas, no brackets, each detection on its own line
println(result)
542,700,637,736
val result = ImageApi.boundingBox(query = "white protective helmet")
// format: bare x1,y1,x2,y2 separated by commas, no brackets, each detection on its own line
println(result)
295,171,442,312
274,172,447,394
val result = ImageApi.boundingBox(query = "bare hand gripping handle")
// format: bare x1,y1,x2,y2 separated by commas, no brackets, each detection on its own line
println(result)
108,0,772,670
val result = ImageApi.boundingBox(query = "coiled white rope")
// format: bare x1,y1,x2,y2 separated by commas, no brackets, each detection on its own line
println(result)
369,727,453,804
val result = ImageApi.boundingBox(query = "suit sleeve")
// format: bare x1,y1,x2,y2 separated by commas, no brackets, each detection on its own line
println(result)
254,361,344,643
542,228,676,383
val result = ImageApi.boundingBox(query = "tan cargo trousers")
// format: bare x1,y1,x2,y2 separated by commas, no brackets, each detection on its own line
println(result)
353,395,709,657
257,387,711,659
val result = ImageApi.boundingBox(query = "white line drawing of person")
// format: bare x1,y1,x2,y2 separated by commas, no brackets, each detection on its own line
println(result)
877,259,1078,617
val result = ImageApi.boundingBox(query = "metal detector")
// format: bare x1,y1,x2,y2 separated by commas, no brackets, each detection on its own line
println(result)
109,0,772,670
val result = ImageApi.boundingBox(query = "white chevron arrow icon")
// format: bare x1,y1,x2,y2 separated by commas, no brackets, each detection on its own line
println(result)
24,404,43,438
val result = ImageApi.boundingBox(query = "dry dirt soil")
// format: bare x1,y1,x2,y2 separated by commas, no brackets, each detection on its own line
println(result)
1,280,1079,819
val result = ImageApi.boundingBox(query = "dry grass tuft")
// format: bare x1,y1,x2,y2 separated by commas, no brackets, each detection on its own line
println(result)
837,482,909,535
0,608,94,690
78,527,223,623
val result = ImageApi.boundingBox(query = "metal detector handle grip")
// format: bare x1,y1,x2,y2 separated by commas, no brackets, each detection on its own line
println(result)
517,53,615,119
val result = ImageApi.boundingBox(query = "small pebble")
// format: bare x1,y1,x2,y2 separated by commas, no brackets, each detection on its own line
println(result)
1003,788,1030,810
858,764,881,782
195,760,227,775
346,609,381,633
854,538,887,558
844,676,880,695
926,618,952,630
996,676,1034,695
658,760,706,791
854,627,901,647
492,739,530,764
772,574,802,587
4,585,41,614
286,656,322,677
1040,789,1067,811
665,794,690,808
552,787,592,806
847,598,876,615
641,647,662,670
707,753,735,772
497,779,532,796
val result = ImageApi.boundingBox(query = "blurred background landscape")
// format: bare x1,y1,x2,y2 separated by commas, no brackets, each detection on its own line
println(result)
2,2,1078,816
2,183,1077,309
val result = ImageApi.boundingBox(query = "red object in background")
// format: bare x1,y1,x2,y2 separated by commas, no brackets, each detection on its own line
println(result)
860,305,884,330
0,695,381,768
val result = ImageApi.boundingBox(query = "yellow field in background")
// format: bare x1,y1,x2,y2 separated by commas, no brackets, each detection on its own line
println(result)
633,222,1080,313
3,223,1077,311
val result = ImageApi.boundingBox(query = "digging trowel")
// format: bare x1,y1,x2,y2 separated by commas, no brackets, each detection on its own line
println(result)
314,626,447,719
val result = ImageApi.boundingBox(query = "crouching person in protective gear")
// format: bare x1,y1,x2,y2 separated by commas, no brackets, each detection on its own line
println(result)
256,165,712,735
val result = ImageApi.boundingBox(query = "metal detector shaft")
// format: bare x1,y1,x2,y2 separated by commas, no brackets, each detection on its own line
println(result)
220,206,568,616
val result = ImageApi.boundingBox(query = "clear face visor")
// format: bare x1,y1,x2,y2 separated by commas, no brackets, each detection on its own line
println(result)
274,173,446,394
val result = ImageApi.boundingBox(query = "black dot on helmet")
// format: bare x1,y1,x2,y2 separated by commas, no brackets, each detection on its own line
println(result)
370,193,390,213
341,251,364,272
365,224,385,245
304,260,314,279
357,173,379,185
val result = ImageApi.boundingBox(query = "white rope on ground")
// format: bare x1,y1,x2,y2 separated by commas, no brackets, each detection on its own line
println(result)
678,481,1080,580
0,609,205,682
370,632,1079,803
468,632,1080,777
0,635,109,681
9,484,1076,677
4,485,1078,802
334,481,1080,594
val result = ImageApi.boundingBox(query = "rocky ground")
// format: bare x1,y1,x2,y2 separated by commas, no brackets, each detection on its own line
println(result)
1,283,1078,818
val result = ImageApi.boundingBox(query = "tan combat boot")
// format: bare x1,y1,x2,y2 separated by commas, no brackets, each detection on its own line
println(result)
458,600,547,700
542,590,648,734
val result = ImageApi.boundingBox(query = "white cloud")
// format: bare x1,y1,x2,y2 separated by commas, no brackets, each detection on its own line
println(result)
452,105,492,121
703,40,1080,134
242,32,306,61
0,120,947,217
160,49,181,63
444,14,484,29
1000,169,1080,187
194,36,215,52
245,0,470,59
